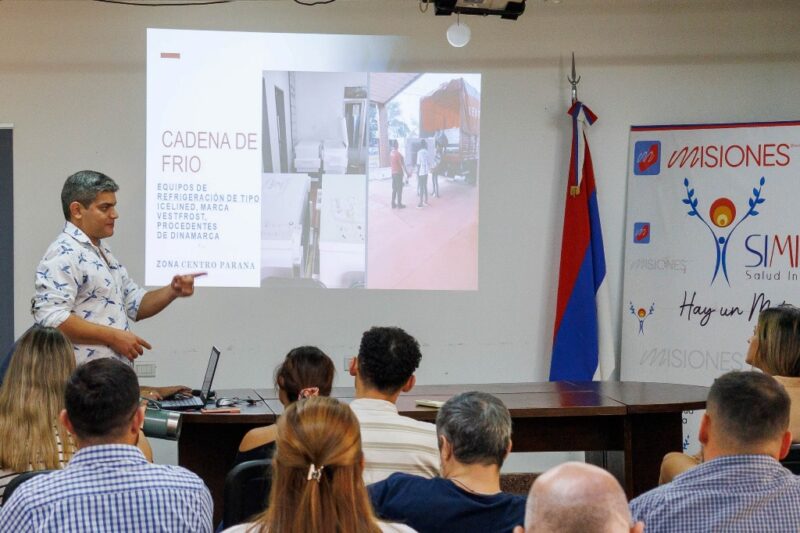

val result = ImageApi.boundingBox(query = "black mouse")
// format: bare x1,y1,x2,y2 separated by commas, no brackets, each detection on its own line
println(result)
215,398,236,407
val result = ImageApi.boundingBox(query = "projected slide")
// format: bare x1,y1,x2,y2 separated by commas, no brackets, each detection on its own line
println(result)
146,29,480,290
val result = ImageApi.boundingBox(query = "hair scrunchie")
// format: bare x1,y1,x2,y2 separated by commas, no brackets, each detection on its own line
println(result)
297,387,320,400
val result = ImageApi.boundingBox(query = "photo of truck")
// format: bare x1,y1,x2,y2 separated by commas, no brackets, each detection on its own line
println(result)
419,77,480,184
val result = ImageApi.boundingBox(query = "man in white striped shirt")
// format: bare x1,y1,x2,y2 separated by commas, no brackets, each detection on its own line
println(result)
348,326,440,485
0,358,212,532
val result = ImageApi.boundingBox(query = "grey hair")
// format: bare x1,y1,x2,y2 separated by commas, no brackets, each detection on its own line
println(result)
436,391,511,467
61,170,119,220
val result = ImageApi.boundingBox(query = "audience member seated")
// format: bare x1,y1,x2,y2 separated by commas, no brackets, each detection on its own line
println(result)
369,391,525,533
660,304,800,483
0,358,213,532
630,371,800,532
223,396,416,533
0,326,77,502
513,462,643,533
235,346,334,465
349,326,439,484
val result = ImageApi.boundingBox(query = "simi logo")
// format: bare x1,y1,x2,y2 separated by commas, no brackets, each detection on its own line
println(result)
633,222,651,244
629,302,655,334
682,176,765,286
634,141,661,175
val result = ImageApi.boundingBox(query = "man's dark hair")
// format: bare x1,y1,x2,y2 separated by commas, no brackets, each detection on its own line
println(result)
708,371,790,447
436,391,511,467
61,170,119,220
65,358,140,440
357,326,421,393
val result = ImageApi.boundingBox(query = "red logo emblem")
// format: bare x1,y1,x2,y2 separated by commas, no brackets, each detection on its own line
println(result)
638,144,660,173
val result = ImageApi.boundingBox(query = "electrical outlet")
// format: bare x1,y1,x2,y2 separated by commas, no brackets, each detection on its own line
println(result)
135,362,157,379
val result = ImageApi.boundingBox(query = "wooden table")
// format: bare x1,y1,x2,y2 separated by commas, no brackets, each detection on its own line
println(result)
178,381,708,524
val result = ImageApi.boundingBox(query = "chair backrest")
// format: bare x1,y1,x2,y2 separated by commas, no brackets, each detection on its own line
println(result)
781,443,800,474
2,469,54,505
223,459,272,528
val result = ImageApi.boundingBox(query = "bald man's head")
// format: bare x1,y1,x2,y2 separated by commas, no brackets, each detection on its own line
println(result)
523,462,643,533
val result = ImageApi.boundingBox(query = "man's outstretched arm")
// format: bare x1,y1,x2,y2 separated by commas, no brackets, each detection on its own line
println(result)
136,272,206,320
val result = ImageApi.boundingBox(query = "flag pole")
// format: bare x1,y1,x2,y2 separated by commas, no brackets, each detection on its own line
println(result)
550,53,614,382
567,53,582,197
567,52,580,105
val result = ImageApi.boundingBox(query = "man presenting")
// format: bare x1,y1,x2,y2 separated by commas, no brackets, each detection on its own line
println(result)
32,170,202,396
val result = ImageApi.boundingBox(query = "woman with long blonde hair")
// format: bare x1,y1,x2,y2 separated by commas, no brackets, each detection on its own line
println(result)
0,326,77,500
224,396,415,533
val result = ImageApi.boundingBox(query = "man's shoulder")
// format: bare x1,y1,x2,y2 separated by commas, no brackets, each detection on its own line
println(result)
393,412,437,433
16,460,207,497
631,458,800,531
363,410,437,437
40,232,75,256
631,456,800,506
629,482,669,511
351,399,436,432
2,469,66,510
499,491,527,505
375,472,441,493
140,462,210,491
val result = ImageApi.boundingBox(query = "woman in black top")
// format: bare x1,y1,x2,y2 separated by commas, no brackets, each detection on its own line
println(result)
234,346,335,465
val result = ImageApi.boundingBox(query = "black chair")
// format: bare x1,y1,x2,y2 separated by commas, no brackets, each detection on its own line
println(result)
222,459,272,528
781,443,800,474
2,470,54,505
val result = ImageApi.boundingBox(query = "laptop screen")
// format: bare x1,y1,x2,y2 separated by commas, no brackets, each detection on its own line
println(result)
200,346,221,398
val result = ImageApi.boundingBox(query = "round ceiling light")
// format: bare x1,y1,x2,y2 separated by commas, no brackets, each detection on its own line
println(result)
446,19,471,48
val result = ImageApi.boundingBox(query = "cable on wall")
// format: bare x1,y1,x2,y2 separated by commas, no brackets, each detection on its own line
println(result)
93,0,233,6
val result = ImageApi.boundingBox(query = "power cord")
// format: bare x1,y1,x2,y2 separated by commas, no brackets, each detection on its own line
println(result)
93,0,233,6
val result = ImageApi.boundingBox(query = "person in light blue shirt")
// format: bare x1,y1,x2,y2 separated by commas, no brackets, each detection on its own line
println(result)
630,371,800,533
0,358,213,532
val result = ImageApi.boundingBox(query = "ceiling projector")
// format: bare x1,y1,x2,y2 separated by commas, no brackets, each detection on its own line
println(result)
422,0,526,20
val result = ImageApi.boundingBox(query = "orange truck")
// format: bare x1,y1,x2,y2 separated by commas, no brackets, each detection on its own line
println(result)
419,77,481,184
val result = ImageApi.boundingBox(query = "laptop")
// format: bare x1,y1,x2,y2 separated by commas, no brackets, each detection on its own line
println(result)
157,346,220,411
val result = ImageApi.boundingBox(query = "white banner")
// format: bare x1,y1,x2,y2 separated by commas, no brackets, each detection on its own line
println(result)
621,121,800,452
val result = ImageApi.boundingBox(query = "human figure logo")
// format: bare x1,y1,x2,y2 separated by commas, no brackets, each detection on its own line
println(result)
681,176,766,286
630,302,655,334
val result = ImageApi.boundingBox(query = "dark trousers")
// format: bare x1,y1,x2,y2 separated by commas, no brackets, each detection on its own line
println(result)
391,172,404,206
417,174,429,205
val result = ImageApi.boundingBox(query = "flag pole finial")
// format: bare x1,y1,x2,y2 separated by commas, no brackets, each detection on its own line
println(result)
568,52,581,104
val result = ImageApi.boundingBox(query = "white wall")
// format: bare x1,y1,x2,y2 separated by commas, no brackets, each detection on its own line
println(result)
3,0,799,401
294,71,366,142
